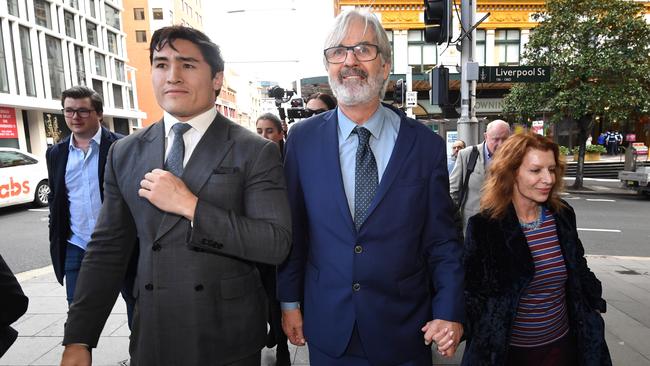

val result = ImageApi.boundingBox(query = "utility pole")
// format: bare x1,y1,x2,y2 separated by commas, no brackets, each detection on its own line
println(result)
458,0,479,145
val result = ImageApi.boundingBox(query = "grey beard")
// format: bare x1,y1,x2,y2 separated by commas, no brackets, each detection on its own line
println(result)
329,71,386,106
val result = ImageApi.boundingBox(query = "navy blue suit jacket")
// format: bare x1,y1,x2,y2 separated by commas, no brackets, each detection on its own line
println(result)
46,127,122,285
277,104,464,366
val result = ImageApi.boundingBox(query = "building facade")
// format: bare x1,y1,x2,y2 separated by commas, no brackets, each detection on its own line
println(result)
0,0,144,157
122,0,204,126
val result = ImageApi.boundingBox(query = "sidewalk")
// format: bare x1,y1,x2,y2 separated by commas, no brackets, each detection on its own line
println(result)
4,254,650,365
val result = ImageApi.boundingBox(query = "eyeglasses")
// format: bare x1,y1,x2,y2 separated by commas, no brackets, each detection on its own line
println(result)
62,108,95,118
306,108,327,116
324,44,380,64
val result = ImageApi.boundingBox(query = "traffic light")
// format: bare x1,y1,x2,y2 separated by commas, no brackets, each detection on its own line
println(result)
424,0,452,45
394,79,406,106
429,67,449,106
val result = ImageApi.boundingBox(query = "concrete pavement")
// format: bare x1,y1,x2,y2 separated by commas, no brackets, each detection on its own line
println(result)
3,252,649,365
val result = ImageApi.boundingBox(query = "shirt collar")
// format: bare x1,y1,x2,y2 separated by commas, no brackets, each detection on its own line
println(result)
337,104,385,141
69,126,102,151
163,107,217,137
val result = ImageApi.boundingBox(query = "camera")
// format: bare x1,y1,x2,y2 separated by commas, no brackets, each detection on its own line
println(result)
268,86,314,122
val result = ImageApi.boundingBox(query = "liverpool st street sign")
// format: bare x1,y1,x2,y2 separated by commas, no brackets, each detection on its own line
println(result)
478,66,551,83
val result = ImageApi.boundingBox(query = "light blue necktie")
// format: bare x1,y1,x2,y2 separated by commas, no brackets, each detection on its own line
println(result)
165,123,191,177
353,126,378,231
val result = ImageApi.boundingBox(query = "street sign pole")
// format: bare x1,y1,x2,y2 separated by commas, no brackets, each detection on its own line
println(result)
458,0,479,146
406,66,415,118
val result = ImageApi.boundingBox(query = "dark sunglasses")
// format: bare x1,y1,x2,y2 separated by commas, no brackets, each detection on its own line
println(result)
306,108,328,116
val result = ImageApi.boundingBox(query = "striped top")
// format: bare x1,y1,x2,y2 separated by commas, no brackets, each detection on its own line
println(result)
510,208,570,347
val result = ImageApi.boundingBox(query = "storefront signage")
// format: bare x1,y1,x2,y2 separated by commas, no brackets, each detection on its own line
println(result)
0,107,18,139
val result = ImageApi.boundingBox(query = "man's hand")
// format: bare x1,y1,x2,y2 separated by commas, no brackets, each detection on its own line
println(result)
138,169,198,220
60,344,91,366
421,319,463,358
282,308,306,346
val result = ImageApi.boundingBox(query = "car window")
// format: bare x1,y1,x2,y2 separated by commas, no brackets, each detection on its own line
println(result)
0,151,38,168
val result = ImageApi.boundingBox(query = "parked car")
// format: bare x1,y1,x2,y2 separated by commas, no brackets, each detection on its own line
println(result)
0,148,49,208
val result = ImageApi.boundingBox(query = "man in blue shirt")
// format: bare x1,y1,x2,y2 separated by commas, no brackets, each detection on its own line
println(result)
277,10,464,366
46,86,135,326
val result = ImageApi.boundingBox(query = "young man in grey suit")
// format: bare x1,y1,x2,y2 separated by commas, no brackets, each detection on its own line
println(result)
60,26,291,366
449,119,511,232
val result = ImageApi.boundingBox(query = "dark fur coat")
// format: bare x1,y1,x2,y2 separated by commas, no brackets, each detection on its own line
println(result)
461,201,611,366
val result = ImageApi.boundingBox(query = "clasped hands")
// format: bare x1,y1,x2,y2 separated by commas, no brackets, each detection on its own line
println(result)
282,309,462,358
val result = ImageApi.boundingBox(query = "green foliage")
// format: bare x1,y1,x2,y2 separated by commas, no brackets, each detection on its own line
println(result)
572,144,607,154
502,0,650,124
559,145,571,155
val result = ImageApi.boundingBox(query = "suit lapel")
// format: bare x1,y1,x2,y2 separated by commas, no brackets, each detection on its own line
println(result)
97,128,112,201
55,137,71,203
154,114,233,242
322,112,355,233
361,115,416,229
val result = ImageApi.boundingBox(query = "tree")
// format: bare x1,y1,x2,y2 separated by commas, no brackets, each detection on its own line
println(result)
502,0,650,188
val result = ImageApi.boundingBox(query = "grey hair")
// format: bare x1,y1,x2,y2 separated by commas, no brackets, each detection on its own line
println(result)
322,9,392,69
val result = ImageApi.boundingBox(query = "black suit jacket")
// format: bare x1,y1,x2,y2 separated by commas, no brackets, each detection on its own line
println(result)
46,127,122,285
0,254,28,357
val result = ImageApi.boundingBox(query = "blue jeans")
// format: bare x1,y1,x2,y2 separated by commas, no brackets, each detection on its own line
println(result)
64,243,136,329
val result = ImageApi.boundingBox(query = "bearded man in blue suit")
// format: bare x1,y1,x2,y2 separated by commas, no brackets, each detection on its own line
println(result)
277,10,464,366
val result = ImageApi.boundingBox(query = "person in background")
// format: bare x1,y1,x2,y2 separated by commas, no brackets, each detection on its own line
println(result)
462,132,611,366
448,139,466,174
305,92,337,116
46,85,136,327
255,112,291,366
0,254,28,358
449,120,511,233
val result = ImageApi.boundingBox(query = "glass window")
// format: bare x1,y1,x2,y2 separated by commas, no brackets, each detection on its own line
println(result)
88,0,96,18
7,0,19,16
0,26,8,93
92,79,102,97
495,29,520,66
113,84,123,108
74,46,85,85
46,36,65,99
0,151,37,168
20,26,36,96
64,11,76,38
68,0,78,9
407,29,437,73
34,0,52,29
115,60,125,81
94,53,106,76
86,21,98,46
153,8,163,19
134,8,145,20
135,30,147,43
105,5,120,30
476,29,486,66
107,31,117,54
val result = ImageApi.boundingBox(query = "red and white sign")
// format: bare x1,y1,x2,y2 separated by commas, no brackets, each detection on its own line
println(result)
0,107,18,139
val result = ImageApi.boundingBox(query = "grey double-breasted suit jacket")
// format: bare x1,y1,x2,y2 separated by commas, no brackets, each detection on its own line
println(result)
63,113,291,365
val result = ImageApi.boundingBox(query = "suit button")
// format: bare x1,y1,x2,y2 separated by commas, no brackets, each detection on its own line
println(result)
354,245,363,254
145,284,153,291
194,284,204,291
352,283,361,292
152,243,161,251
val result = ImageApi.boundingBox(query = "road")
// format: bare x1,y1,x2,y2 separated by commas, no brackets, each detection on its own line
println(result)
0,203,50,273
0,191,648,274
562,191,650,257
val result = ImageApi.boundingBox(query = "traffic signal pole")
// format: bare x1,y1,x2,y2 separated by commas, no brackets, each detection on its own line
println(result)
458,0,479,146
